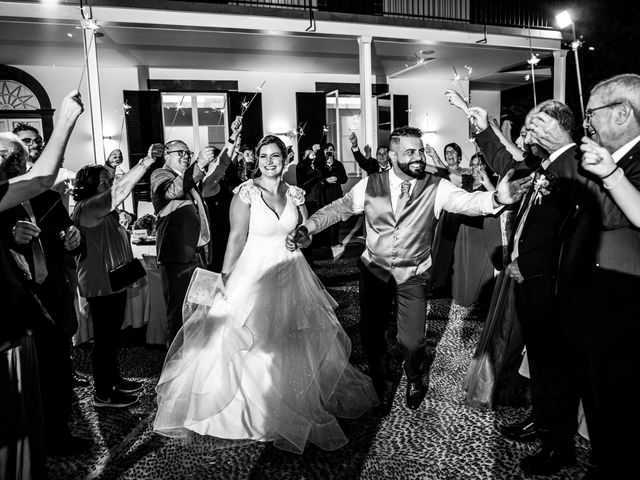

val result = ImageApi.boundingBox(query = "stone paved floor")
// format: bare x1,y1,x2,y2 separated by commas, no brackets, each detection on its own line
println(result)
47,255,591,480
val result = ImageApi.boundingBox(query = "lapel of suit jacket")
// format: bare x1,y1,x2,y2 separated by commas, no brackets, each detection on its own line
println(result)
617,139,640,172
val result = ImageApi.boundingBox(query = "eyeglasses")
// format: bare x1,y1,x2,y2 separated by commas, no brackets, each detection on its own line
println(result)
166,149,193,158
584,102,623,124
20,137,43,146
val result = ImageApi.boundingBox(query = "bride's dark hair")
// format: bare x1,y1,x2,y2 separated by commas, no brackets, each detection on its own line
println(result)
255,135,287,160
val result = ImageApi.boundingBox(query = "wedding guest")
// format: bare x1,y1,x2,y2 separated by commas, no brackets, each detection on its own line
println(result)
470,101,585,476
1,90,83,477
559,73,640,480
104,148,125,180
282,145,298,185
316,143,348,246
288,126,530,413
0,142,86,455
201,120,242,273
151,140,221,347
73,143,164,408
349,132,390,174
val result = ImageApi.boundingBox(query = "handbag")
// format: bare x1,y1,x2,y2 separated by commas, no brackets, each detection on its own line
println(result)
108,258,147,292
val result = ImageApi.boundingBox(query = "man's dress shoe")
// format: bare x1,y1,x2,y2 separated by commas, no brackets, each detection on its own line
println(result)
520,446,576,475
374,388,394,416
405,381,427,410
498,416,539,442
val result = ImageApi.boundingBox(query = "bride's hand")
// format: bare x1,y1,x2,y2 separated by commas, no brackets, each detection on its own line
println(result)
286,225,311,251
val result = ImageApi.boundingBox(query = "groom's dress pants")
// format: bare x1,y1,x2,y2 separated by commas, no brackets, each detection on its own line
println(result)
358,260,428,396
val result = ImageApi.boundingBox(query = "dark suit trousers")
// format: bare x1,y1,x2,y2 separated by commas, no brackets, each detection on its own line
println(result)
86,291,127,397
161,253,206,347
514,277,579,449
359,260,428,396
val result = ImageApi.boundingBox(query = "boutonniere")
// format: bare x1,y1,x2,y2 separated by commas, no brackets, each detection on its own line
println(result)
532,170,558,204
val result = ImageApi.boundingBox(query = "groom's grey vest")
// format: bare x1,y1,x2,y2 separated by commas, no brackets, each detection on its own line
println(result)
362,170,441,284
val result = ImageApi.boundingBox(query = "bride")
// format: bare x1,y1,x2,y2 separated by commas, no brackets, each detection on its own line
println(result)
154,135,378,453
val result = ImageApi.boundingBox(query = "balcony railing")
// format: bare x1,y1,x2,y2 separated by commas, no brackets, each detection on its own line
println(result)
216,0,558,29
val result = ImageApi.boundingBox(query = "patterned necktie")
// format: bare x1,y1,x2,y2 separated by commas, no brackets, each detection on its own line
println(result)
21,200,48,284
395,181,411,217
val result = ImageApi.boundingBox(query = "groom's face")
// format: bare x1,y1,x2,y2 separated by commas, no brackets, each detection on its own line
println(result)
390,135,427,180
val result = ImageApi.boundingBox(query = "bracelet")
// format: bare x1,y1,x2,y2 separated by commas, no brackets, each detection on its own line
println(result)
228,137,236,144
603,167,625,190
600,165,620,180
492,191,504,206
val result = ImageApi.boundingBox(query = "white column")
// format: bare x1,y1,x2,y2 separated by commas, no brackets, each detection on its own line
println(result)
358,36,373,149
553,49,568,103
83,26,105,164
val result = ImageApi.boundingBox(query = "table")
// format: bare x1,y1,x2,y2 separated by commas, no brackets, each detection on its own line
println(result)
72,242,168,346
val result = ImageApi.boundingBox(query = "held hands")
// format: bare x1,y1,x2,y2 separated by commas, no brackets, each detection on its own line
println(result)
285,225,311,251
467,107,489,132
526,112,572,153
62,225,81,251
580,136,617,178
196,145,219,169
144,143,164,168
505,260,524,283
349,131,358,148
231,116,243,136
57,90,84,126
496,169,534,205
12,220,40,245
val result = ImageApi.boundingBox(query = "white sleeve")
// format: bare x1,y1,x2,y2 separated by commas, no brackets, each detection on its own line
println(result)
434,178,500,219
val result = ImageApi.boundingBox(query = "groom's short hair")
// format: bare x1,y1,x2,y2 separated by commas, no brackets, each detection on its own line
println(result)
389,126,423,149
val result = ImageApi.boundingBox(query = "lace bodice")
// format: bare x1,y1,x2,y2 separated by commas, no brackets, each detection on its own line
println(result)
233,180,305,246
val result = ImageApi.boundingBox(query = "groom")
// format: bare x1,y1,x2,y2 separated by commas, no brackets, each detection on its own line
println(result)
287,126,530,412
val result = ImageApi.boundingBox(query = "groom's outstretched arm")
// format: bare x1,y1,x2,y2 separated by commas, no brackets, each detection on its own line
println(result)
287,177,367,250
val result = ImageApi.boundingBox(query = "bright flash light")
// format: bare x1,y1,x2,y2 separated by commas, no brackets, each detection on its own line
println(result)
556,10,573,29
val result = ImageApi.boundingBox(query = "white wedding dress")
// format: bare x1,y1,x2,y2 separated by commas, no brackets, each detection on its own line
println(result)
153,180,378,453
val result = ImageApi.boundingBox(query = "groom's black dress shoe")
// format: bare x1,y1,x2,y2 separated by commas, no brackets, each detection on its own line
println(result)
406,381,427,410
519,446,576,476
499,415,539,442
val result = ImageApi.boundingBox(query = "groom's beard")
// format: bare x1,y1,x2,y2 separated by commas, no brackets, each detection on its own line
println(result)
398,159,427,179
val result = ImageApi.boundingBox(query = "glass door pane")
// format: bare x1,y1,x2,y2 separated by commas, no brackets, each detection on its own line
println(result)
376,93,392,149
162,93,195,150
196,94,228,152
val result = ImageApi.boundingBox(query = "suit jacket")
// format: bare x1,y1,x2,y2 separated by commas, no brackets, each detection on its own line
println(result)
0,190,80,336
475,128,587,280
558,139,640,351
151,162,210,264
352,148,380,175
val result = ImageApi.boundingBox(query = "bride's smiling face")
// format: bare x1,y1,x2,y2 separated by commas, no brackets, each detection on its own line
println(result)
257,143,285,177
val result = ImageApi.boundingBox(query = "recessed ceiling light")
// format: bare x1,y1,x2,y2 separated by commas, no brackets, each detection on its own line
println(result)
420,50,435,56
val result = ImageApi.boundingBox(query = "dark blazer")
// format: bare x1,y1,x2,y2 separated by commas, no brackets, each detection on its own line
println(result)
352,148,381,175
475,127,586,280
559,139,640,351
317,158,348,204
151,162,209,264
0,190,80,336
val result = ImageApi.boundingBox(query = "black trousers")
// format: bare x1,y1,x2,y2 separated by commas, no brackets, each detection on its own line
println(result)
359,261,429,396
86,291,128,398
160,253,206,347
32,318,72,443
514,277,579,450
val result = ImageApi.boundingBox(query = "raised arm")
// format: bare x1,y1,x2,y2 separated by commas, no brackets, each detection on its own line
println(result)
202,116,242,197
489,119,525,162
77,143,162,228
1,91,83,212
221,193,250,275
469,107,519,176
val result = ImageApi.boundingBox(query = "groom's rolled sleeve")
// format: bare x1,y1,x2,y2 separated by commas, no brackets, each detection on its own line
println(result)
307,178,367,233
434,178,500,219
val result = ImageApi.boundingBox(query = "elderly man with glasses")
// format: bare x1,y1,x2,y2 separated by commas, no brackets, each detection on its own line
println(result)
151,139,227,346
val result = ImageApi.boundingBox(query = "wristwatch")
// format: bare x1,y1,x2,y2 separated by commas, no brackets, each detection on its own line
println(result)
492,191,504,206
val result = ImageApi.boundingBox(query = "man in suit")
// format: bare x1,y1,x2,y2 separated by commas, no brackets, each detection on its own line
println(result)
0,134,87,455
561,73,640,480
469,101,587,476
151,140,221,346
287,126,529,413
349,131,390,174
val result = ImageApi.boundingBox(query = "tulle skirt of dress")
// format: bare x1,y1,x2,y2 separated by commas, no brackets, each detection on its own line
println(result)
153,238,379,453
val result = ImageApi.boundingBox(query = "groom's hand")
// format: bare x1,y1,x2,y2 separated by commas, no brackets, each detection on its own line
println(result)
286,225,311,251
